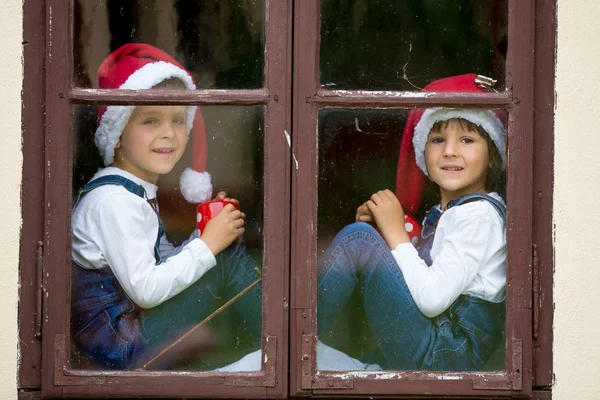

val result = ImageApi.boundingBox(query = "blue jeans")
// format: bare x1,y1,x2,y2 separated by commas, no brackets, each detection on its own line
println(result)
317,222,504,370
142,239,262,356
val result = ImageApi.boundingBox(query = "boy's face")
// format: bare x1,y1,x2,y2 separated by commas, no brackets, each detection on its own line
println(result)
425,119,490,205
114,105,189,184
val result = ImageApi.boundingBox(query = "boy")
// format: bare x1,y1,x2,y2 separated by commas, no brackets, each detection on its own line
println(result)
71,43,261,370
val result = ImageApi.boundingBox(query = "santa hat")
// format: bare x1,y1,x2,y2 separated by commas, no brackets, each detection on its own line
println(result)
95,43,212,203
395,73,506,215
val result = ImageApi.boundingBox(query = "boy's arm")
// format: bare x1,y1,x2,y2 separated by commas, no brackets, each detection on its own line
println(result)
93,192,217,309
391,209,505,318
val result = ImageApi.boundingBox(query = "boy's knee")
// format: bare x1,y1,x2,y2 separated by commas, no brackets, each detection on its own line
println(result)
339,221,378,237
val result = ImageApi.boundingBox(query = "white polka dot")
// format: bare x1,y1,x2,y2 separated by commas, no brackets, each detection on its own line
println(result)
411,237,419,245
405,222,414,232
197,213,202,223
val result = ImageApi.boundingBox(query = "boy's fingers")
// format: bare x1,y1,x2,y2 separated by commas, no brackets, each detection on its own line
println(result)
222,204,236,212
365,200,377,211
214,191,227,200
370,193,381,205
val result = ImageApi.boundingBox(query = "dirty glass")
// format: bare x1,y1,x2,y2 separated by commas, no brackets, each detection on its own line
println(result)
71,103,264,371
316,108,507,372
320,0,508,91
74,0,265,89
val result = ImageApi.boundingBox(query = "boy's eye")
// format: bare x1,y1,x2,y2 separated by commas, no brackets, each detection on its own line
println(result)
173,117,186,125
143,119,158,125
429,136,444,144
461,137,475,144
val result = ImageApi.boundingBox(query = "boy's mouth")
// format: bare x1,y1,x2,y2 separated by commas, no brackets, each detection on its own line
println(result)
153,147,175,154
441,166,464,171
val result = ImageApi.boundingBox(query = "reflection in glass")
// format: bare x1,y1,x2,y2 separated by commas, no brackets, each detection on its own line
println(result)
320,0,508,90
71,104,264,371
74,0,265,89
316,108,506,371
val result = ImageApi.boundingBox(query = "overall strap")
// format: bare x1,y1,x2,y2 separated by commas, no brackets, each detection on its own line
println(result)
418,193,506,265
74,175,147,208
449,193,507,221
73,175,164,264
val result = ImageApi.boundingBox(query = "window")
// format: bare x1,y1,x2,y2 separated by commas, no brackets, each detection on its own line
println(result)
19,0,554,398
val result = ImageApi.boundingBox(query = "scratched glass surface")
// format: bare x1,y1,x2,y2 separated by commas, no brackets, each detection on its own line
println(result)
320,0,508,91
316,108,507,372
71,104,264,371
74,0,265,89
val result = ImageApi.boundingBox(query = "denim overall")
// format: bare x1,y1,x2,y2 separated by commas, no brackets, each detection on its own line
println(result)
317,194,506,370
417,193,506,370
71,175,160,369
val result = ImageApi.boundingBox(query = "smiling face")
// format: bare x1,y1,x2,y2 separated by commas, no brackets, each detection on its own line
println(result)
425,119,491,208
113,105,189,184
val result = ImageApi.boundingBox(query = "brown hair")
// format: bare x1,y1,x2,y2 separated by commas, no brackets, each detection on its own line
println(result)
429,118,505,194
151,77,189,90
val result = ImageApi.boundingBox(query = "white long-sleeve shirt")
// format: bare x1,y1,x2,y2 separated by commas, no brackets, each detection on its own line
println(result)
72,167,216,309
391,193,506,318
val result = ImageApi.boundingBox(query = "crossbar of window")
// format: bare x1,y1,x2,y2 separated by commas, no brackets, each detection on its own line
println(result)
69,88,271,105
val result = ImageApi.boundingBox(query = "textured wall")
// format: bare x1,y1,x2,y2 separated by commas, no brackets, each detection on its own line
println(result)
0,0,22,398
554,1,600,399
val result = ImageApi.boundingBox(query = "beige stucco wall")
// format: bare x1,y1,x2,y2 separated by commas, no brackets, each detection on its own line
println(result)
554,1,600,399
0,0,598,399
0,0,22,399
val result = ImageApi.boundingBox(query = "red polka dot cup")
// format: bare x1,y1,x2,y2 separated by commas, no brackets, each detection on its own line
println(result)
403,213,422,246
197,200,240,234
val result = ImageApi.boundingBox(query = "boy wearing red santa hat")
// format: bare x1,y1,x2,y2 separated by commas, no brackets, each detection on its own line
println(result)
71,43,261,370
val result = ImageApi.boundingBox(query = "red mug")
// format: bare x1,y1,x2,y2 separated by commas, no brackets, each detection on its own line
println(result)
196,200,240,234
403,213,422,246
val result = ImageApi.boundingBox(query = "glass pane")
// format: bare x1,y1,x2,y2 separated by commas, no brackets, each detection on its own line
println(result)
320,0,507,90
71,103,264,371
75,0,265,89
316,108,507,372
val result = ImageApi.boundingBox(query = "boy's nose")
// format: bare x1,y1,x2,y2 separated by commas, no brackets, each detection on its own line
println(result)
161,125,175,138
443,140,458,157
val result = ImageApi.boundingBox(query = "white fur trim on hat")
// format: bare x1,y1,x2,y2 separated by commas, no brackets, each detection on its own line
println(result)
180,168,213,203
412,108,507,176
95,61,197,166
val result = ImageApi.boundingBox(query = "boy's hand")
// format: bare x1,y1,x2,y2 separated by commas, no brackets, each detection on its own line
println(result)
212,191,240,206
201,204,245,255
355,201,374,223
366,189,410,249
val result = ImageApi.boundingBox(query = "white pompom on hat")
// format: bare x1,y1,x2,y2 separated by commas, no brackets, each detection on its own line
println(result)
95,43,212,203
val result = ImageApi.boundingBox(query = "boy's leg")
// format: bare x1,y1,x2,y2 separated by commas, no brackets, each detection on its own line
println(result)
216,240,262,347
141,263,227,350
317,222,435,369
140,241,262,366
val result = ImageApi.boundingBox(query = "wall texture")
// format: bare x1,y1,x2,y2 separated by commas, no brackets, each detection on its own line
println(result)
554,0,600,399
2,0,600,399
0,0,22,399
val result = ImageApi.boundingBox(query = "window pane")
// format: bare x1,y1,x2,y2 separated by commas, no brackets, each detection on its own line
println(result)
316,108,506,372
71,104,264,371
75,0,265,89
320,0,507,90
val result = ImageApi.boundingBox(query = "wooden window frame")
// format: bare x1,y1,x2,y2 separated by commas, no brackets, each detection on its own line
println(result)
18,0,554,399
289,0,554,398
20,0,292,398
